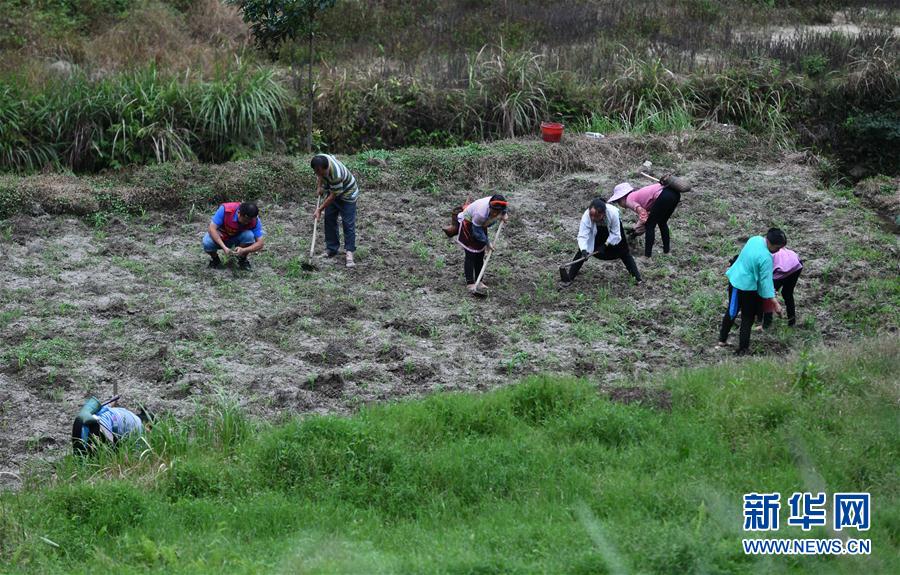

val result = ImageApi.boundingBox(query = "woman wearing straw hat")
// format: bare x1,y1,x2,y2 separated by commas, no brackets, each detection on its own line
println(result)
608,180,681,258
456,194,509,295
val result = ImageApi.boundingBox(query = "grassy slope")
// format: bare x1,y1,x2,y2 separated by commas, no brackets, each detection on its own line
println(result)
0,338,897,574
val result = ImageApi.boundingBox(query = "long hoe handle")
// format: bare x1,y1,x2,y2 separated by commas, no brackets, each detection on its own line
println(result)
640,172,659,183
474,221,504,287
309,195,322,259
560,250,598,269
100,395,120,407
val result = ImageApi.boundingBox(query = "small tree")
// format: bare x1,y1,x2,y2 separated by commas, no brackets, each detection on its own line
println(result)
228,0,336,152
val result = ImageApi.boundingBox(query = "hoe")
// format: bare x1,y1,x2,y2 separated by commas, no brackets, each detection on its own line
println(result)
301,195,322,271
558,250,598,284
472,221,504,297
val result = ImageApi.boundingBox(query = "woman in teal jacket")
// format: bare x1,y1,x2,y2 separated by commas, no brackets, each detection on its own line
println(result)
717,228,786,355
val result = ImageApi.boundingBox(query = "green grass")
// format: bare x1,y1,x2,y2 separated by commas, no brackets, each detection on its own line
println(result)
4,337,79,370
1,338,897,574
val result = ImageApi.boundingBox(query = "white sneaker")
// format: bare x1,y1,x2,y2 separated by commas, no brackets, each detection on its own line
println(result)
345,252,356,268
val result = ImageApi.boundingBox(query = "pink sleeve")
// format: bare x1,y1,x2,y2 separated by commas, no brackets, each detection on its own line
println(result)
624,196,650,232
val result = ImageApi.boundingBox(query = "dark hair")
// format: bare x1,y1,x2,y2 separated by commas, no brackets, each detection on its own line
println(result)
71,418,87,455
239,202,259,219
310,155,329,170
589,197,606,211
489,194,508,212
766,227,787,247
71,418,102,455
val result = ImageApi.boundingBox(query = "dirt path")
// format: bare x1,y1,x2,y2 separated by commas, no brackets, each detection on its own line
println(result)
1,144,897,485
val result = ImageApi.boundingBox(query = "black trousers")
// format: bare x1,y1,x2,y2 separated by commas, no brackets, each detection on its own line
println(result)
464,250,485,284
719,285,762,352
568,223,641,282
760,269,801,327
644,188,680,257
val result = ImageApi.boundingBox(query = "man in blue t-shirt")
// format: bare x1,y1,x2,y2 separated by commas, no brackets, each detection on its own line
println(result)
203,201,266,270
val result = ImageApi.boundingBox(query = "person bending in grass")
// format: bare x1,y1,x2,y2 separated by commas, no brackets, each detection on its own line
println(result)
71,397,152,455
561,197,642,287
456,194,509,295
203,201,265,271
717,228,786,355
311,154,360,268
608,179,682,257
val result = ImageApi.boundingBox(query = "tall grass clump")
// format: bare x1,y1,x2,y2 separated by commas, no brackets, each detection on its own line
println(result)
572,102,694,135
690,63,805,148
198,65,287,157
463,45,550,139
569,54,694,136
0,64,288,173
0,84,57,172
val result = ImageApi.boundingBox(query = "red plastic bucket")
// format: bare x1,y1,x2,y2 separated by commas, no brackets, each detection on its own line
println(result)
540,122,564,143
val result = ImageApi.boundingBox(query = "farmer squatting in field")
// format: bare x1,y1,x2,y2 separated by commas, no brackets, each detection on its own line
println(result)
311,154,360,268
560,196,642,287
203,201,266,270
455,194,509,295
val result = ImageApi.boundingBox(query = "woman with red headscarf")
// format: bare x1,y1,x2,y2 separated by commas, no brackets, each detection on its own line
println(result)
456,194,509,294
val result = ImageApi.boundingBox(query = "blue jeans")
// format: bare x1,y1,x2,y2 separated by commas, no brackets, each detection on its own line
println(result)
324,198,357,253
202,230,255,253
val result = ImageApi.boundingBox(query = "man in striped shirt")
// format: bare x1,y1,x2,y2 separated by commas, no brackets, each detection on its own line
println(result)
311,154,360,268
71,397,152,455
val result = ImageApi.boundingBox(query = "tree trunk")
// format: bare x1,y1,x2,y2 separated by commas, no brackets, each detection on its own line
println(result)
307,27,314,153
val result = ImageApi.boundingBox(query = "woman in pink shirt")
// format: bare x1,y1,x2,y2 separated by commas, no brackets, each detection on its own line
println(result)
764,247,803,327
608,180,681,257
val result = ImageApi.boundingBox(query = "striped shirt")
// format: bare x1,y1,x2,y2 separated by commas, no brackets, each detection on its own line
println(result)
320,154,359,202
96,406,144,443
